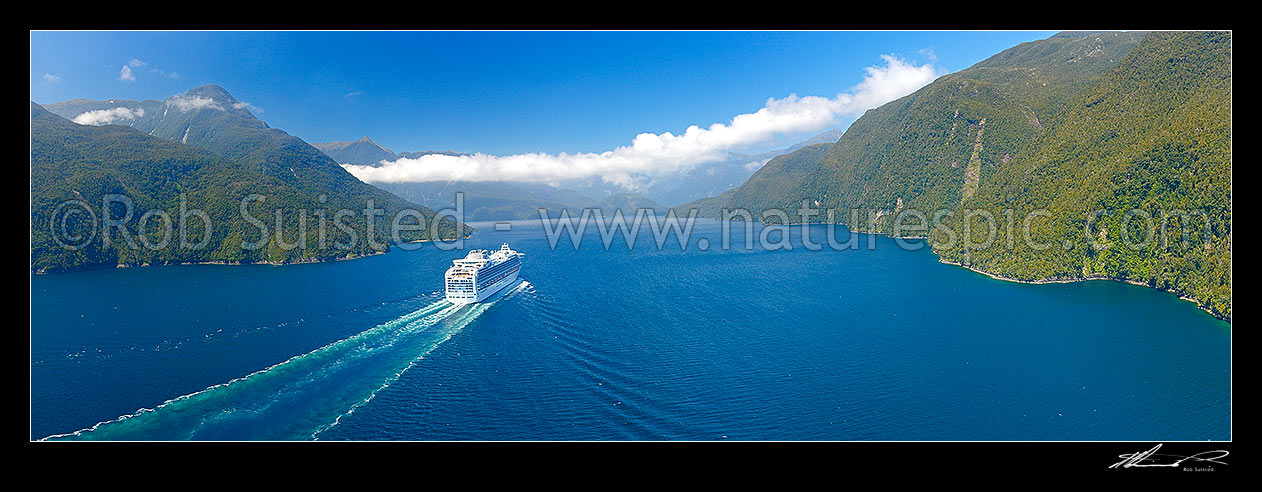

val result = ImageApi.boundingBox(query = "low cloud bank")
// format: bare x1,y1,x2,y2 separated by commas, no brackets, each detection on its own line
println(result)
73,107,145,126
345,55,939,190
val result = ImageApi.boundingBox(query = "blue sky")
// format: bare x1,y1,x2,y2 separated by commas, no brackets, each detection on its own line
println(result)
31,31,1055,160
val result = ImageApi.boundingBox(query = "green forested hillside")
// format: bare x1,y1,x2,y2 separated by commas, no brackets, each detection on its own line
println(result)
936,31,1232,319
682,31,1146,221
677,31,1231,319
31,101,469,272
44,85,452,223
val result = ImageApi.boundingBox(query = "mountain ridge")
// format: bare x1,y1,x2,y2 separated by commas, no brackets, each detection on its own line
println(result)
310,136,397,166
34,85,471,272
674,30,1230,319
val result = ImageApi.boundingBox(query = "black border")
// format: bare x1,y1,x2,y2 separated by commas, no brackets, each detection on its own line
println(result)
27,440,1236,477
27,21,1232,478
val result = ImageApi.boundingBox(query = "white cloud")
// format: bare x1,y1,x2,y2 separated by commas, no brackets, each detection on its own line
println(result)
151,68,180,79
168,95,223,112
232,101,263,113
118,59,147,82
344,90,363,98
344,55,940,190
743,159,771,172
42,73,60,84
72,107,145,126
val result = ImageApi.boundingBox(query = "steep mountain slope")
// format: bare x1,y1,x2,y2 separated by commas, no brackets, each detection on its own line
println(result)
937,31,1232,318
677,31,1231,319
47,86,421,214
33,87,470,272
681,31,1146,218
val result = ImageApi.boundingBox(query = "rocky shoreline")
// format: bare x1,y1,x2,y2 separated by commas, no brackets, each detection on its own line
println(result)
32,250,389,274
745,219,1229,323
937,258,1229,323
31,235,473,275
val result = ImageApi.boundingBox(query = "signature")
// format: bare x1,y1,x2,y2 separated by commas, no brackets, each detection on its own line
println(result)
1109,444,1229,469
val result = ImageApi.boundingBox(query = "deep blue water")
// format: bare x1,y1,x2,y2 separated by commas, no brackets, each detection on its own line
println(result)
30,219,1231,440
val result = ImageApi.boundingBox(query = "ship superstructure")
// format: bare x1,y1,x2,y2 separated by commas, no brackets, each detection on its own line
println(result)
445,243,523,304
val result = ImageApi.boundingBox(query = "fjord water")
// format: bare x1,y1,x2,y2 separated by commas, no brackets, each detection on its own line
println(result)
31,219,1230,440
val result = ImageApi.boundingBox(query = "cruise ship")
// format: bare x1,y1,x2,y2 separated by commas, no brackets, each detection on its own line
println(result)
445,243,524,304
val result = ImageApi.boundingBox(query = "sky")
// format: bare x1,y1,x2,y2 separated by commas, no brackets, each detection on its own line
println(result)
30,30,1056,187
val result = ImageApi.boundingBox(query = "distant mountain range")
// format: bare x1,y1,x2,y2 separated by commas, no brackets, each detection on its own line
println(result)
639,128,842,206
34,85,469,272
366,181,666,221
310,136,473,166
310,137,397,166
676,31,1231,319
310,128,841,219
371,180,599,221
527,128,842,206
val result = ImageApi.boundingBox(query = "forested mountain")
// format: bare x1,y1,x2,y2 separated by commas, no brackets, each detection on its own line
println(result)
681,31,1146,216
939,31,1231,319
44,85,427,212
32,86,470,272
677,31,1231,319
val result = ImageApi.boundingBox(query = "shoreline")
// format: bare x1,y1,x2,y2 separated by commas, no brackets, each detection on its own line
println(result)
33,232,477,275
742,219,1230,323
31,251,387,274
936,258,1230,323
31,234,475,275
32,221,1230,322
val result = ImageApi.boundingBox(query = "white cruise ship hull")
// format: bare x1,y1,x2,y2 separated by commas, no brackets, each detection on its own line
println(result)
447,269,519,305
445,243,524,305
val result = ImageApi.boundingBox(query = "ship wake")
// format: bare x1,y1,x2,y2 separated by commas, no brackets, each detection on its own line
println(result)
42,280,530,441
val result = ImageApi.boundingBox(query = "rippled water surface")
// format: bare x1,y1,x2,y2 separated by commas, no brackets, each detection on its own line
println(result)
31,220,1231,440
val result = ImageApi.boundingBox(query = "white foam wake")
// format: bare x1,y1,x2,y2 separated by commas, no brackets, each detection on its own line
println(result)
42,280,530,441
